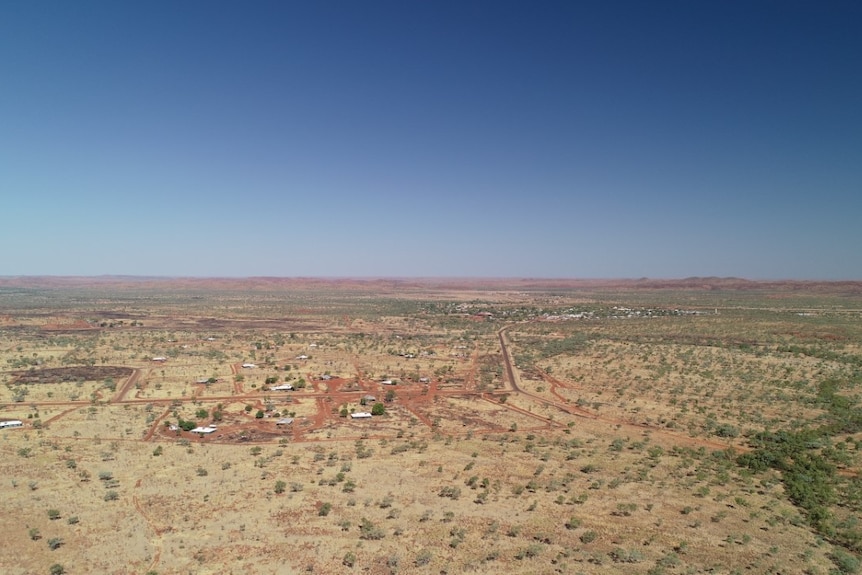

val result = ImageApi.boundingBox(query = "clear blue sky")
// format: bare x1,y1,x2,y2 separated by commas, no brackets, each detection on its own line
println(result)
2,1,860,279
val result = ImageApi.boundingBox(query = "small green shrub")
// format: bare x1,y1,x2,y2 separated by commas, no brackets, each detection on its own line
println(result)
565,516,581,530
415,549,432,566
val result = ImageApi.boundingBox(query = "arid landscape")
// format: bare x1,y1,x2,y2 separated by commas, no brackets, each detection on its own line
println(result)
2,277,861,575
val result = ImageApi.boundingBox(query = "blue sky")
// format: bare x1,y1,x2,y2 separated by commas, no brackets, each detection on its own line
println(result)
2,1,860,279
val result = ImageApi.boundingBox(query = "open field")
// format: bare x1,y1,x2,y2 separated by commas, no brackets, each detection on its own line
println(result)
1,277,862,574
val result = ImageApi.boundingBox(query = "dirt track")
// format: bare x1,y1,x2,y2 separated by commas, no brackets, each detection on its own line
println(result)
7,323,751,457
497,326,746,454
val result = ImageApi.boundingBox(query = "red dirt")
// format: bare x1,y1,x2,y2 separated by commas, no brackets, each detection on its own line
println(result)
1,321,816,465
112,368,142,402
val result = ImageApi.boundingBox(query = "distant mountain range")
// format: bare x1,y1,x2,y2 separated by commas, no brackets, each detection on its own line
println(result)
0,275,860,295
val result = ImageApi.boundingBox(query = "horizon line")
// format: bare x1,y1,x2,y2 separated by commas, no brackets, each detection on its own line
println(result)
1,275,861,283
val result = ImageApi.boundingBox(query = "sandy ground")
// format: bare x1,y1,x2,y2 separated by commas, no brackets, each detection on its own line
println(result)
1,279,860,574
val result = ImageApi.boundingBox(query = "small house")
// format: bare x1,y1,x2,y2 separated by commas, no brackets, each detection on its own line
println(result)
351,412,372,419
275,418,294,426
0,420,23,429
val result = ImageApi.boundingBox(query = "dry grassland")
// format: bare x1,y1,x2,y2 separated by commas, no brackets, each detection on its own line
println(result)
1,278,861,575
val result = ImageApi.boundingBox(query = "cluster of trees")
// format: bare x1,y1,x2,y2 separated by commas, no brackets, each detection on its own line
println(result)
738,376,862,554
175,418,198,432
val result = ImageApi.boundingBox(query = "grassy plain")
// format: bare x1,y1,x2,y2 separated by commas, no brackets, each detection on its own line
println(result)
1,277,861,575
